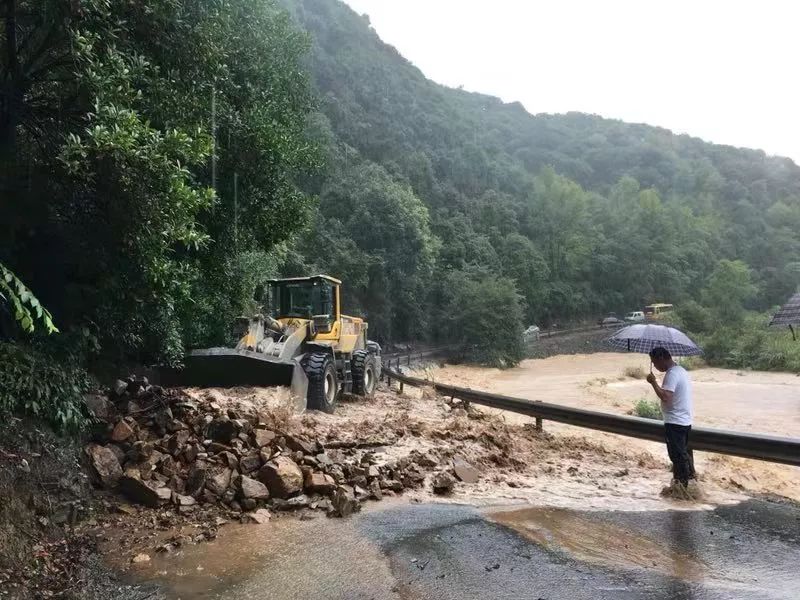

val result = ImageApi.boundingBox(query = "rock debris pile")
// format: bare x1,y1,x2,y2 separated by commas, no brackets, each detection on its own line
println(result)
86,376,476,523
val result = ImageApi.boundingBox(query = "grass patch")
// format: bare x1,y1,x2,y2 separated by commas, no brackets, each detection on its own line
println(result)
679,356,706,371
623,365,647,379
632,398,662,420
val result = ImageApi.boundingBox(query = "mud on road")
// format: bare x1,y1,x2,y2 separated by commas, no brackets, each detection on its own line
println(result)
418,352,800,502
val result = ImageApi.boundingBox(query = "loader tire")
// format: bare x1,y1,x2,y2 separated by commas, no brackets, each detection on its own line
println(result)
351,350,377,397
303,352,339,413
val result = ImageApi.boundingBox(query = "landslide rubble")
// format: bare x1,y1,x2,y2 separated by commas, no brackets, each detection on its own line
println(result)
86,377,475,526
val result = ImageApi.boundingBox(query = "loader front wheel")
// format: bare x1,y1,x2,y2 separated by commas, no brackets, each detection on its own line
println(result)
352,350,377,397
304,352,339,413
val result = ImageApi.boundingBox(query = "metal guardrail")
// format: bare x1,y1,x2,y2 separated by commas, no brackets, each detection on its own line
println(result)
383,367,800,467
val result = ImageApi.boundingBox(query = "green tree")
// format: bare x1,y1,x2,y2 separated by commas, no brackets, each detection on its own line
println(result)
702,260,757,324
440,269,525,367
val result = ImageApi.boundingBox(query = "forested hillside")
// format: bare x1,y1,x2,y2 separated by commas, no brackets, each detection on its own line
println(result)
284,0,800,353
2,0,800,413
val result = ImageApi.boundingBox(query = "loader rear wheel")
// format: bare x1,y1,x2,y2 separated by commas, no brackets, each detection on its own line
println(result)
352,350,376,397
303,352,339,413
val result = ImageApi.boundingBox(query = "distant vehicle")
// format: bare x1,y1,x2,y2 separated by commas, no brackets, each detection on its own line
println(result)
601,316,625,329
644,303,674,320
597,312,619,325
523,325,540,341
625,311,645,323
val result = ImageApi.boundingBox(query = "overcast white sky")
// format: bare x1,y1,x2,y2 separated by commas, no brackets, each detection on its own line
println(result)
342,0,800,163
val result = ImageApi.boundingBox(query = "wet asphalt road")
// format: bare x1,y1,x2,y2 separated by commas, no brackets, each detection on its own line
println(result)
137,498,800,600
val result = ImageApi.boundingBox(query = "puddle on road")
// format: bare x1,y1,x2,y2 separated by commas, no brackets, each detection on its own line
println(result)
123,514,398,599
488,506,707,580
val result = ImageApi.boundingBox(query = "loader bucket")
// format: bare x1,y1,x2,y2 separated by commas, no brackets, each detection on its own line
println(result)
160,348,309,410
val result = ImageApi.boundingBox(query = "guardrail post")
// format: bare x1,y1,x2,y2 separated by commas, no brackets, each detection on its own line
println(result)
399,381,404,394
407,353,411,366
535,417,543,432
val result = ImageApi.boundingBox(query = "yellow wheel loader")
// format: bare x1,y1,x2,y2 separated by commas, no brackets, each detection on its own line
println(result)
170,275,381,413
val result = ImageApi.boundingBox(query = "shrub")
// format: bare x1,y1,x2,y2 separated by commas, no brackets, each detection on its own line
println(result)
698,312,800,373
0,343,92,432
623,365,646,379
632,398,662,420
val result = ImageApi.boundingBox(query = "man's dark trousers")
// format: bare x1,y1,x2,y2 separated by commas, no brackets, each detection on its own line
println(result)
664,423,695,484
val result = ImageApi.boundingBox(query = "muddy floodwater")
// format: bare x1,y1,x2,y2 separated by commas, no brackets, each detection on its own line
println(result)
126,499,800,600
420,353,800,501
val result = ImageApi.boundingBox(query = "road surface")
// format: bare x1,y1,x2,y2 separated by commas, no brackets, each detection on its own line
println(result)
128,497,800,599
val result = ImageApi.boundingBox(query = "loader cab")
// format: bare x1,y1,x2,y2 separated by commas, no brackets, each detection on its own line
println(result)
265,275,341,334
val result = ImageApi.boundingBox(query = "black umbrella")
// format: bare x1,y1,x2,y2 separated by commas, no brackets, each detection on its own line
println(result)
606,324,702,356
769,292,800,340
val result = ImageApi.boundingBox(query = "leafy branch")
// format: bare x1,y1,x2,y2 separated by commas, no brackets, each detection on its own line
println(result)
0,262,58,334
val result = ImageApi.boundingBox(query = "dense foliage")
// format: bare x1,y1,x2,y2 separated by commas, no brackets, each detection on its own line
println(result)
1,0,318,367
284,0,800,362
3,0,800,384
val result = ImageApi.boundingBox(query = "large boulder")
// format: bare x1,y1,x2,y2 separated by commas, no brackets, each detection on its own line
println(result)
86,444,122,487
258,456,303,498
238,476,269,500
119,475,172,508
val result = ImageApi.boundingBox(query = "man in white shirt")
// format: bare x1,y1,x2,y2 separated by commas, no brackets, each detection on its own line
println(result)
646,346,695,486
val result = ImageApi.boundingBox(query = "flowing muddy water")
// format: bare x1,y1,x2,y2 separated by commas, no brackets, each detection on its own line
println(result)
416,353,800,501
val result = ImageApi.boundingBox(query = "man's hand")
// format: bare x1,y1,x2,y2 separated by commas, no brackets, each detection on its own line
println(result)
646,372,656,385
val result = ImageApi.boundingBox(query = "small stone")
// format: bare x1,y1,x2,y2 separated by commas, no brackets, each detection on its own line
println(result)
330,485,359,518
186,465,207,496
119,475,171,508
272,494,310,510
243,508,271,524
241,498,257,511
239,452,262,474
367,465,380,479
354,485,370,501
167,430,191,455
253,429,276,448
206,468,232,496
173,494,197,507
304,471,336,494
167,420,188,433
207,442,233,455
160,455,178,478
284,434,316,455
111,420,135,442
380,479,403,492
131,553,150,564
316,453,333,467
369,479,383,500
432,472,456,495
452,456,480,483
206,417,237,443
219,451,239,470
183,444,199,463
113,380,129,396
